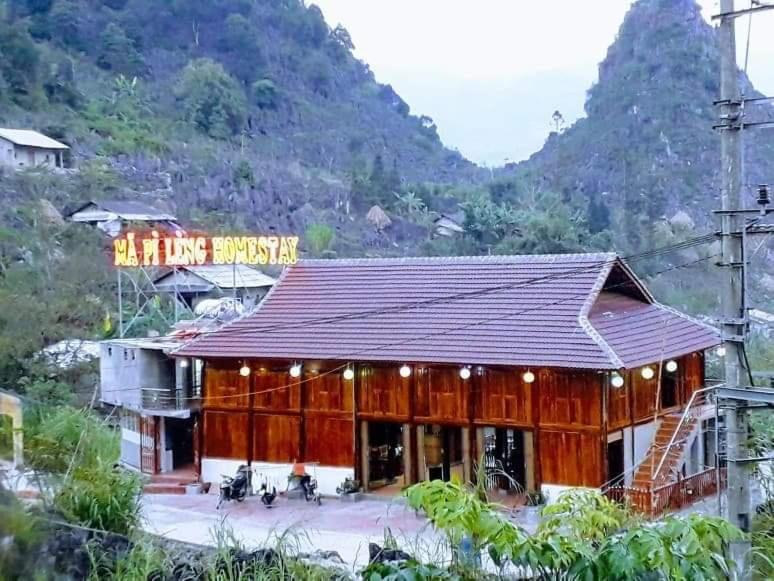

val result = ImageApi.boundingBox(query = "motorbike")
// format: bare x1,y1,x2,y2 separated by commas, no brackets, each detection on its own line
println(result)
216,464,251,509
336,477,361,495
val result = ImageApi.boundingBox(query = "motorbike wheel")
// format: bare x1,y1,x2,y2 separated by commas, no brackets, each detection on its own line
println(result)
216,493,224,510
315,494,321,506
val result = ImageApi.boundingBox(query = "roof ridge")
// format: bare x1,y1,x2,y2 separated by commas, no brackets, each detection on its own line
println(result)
579,260,625,369
297,252,618,266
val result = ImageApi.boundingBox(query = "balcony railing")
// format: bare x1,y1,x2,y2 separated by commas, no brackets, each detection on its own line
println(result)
605,467,727,517
140,387,199,411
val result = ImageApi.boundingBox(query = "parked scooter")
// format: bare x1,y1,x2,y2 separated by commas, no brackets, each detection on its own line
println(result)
216,464,251,509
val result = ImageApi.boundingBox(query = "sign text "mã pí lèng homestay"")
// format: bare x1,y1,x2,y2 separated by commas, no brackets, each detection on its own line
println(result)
113,232,299,267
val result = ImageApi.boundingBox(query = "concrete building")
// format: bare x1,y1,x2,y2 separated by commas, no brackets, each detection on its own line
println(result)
100,336,197,475
0,128,69,170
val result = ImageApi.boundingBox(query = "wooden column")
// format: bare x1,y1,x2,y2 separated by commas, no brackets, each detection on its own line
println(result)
402,423,413,485
524,431,535,492
462,426,472,483
416,426,426,482
360,420,370,491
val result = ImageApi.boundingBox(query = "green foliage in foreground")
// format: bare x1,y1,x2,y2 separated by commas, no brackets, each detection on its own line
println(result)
25,406,143,535
401,479,743,580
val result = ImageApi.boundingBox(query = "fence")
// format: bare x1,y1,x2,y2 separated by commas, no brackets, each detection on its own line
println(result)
605,467,727,517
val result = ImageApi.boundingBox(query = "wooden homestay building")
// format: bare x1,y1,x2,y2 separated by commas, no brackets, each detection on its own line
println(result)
175,253,720,506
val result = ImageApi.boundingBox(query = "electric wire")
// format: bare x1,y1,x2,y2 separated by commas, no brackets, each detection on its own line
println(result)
168,232,717,343
99,253,719,403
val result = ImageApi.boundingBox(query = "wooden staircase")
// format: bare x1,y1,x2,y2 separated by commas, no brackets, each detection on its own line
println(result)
632,414,698,489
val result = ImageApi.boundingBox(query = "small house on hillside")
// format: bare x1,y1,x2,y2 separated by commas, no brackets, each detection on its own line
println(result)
153,264,276,311
433,212,465,238
0,128,69,170
66,200,179,237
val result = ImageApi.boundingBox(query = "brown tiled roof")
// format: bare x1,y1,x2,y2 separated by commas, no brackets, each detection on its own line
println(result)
589,292,718,368
175,254,719,370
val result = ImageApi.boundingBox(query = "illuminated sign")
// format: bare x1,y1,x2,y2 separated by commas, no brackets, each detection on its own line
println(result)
113,232,299,267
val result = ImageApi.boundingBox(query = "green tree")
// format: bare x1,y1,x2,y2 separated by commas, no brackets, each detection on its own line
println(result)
218,13,264,83
97,23,146,76
0,24,44,106
251,78,278,109
175,58,247,138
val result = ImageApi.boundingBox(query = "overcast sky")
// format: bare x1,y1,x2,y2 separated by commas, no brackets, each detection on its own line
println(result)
314,0,774,165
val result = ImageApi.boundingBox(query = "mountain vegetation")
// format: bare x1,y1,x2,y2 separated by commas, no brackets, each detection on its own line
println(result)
0,0,773,388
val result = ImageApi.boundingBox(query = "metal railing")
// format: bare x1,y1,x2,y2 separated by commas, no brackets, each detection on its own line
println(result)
140,387,199,411
651,386,714,482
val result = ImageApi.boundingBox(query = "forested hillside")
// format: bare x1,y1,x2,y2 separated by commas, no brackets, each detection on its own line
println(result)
1,0,773,388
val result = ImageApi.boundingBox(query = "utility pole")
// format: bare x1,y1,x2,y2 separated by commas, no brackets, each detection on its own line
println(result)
718,0,750,546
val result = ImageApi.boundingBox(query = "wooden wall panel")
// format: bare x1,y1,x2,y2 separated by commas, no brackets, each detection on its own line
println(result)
204,363,248,409
203,410,248,459
252,413,300,462
304,416,353,466
253,369,300,412
305,371,353,413
538,370,602,428
607,381,630,430
681,352,704,403
357,366,411,420
539,429,602,487
415,367,469,423
473,368,532,426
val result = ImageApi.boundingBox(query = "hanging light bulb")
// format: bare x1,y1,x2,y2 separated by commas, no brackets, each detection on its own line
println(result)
716,345,727,357
641,366,655,380
179,358,189,368
399,364,412,378
289,363,302,378
239,363,251,377
343,366,354,381
611,373,624,389
522,370,535,384
665,360,678,373
459,366,471,380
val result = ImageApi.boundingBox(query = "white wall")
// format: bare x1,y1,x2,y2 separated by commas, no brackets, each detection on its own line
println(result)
120,427,141,469
633,420,658,468
0,137,13,167
623,427,634,485
201,458,354,497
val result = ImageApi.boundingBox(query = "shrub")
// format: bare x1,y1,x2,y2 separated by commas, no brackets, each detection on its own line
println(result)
305,223,334,256
55,466,143,535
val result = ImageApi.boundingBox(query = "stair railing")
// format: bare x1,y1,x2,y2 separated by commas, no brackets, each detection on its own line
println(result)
651,385,715,482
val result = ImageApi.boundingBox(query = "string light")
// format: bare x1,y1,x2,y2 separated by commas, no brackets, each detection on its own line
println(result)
611,373,624,388
343,367,354,381
522,370,535,384
289,363,302,378
716,345,727,357
641,366,655,380
239,363,251,377
665,360,678,373
459,366,471,380
399,364,412,378
179,359,189,368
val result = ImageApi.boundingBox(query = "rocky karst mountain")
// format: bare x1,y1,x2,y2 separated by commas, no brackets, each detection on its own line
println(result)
513,0,774,252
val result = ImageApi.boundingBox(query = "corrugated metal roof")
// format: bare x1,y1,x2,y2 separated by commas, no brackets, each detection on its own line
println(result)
0,128,69,149
180,265,276,289
68,200,177,222
175,254,719,370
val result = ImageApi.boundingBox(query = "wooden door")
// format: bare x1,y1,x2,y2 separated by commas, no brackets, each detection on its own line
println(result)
140,416,158,474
